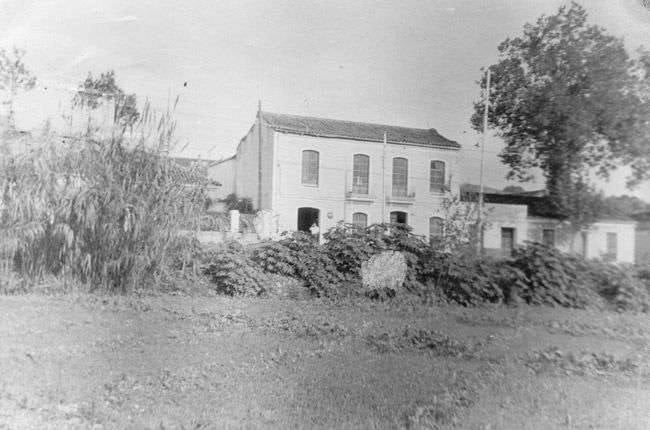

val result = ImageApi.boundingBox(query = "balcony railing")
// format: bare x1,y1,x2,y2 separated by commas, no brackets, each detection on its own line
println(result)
345,190,376,202
386,191,416,204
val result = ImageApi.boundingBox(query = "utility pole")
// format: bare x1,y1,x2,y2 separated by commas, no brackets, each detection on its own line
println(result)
476,68,491,255
257,100,263,210
381,131,387,223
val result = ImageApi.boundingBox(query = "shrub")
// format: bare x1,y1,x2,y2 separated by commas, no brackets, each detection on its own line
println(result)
251,232,344,296
361,251,407,299
222,193,254,213
580,260,649,312
419,250,516,306
378,224,430,292
322,222,384,276
509,242,601,308
202,242,269,296
324,223,430,293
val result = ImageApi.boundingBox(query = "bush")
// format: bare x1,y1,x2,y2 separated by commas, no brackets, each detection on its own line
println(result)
322,223,384,276
324,222,430,293
202,242,269,296
580,260,649,312
251,232,344,296
419,250,517,306
361,251,407,299
509,242,602,308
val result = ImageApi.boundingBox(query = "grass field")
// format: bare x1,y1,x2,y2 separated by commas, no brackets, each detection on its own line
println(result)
0,294,648,429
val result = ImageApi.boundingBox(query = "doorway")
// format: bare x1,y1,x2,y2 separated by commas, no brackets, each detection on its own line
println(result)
297,207,320,235
390,211,408,225
501,227,515,257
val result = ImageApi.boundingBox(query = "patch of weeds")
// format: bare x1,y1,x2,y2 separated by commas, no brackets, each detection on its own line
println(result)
524,347,639,377
366,327,481,359
195,311,257,332
455,313,518,329
261,314,351,339
544,319,647,341
103,373,140,408
155,364,223,394
403,376,478,429
73,294,153,312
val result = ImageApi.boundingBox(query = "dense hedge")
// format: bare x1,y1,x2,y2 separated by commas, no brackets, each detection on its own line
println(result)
201,223,649,313
203,241,269,296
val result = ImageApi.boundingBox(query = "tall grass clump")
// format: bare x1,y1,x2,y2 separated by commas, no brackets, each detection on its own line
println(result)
0,102,209,292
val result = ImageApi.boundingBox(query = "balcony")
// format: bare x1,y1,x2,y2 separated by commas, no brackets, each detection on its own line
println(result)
386,190,416,205
345,190,376,202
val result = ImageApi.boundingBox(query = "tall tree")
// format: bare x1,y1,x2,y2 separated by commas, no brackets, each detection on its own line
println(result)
0,48,37,129
73,71,139,130
471,3,650,226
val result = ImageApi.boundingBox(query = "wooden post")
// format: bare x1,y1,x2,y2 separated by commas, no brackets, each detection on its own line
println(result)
477,68,491,255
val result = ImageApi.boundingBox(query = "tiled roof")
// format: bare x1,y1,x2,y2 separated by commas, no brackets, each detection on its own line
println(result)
261,111,460,149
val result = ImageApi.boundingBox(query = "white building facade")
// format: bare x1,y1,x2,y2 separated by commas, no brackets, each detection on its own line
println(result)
479,195,637,264
210,110,461,238
211,110,636,264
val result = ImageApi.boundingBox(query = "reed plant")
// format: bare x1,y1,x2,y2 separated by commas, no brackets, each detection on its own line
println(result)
0,102,208,292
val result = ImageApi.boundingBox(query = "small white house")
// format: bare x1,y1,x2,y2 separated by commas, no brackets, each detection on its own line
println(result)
471,190,637,264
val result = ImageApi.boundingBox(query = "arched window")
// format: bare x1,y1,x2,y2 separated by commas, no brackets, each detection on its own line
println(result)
429,216,444,244
352,212,368,228
352,154,370,194
430,161,445,193
392,157,408,197
301,150,319,185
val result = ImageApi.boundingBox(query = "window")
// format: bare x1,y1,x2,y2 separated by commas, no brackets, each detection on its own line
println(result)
301,150,319,185
352,154,370,194
605,232,617,262
501,227,515,257
352,212,368,228
542,229,555,248
390,211,407,225
430,161,445,193
392,157,408,197
429,217,444,244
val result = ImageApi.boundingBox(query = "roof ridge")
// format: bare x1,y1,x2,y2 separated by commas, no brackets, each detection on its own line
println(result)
261,110,441,133
259,110,459,148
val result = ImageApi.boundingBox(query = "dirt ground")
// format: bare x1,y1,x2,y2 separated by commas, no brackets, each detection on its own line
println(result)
0,294,648,429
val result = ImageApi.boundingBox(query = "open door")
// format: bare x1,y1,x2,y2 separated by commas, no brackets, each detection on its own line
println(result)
297,207,320,238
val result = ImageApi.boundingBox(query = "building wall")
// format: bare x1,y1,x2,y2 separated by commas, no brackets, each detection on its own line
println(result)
581,221,636,264
527,217,571,252
482,203,528,256
208,158,236,199
525,217,636,264
635,221,650,265
272,132,460,237
231,117,276,211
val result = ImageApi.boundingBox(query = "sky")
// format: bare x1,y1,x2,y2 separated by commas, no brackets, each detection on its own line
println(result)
1,0,649,199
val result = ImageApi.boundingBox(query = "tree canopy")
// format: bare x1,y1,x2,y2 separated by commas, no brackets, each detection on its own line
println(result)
472,2,650,224
73,70,139,129
0,48,37,128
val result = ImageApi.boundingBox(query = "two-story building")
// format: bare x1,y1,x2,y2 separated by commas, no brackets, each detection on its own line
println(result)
211,109,636,264
210,109,461,238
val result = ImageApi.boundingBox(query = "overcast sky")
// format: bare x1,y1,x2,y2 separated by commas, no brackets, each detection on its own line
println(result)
1,0,649,199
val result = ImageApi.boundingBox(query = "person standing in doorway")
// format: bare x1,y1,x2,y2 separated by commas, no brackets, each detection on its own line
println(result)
309,223,320,241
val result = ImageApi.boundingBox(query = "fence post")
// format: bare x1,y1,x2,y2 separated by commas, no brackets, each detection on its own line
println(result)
229,210,240,235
